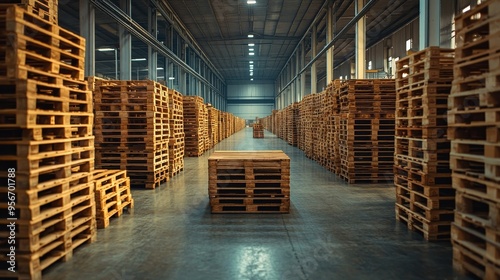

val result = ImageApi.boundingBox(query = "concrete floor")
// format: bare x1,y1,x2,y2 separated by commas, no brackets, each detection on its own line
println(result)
45,128,470,280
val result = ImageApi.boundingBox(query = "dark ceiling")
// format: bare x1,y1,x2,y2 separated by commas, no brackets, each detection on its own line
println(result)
58,0,419,83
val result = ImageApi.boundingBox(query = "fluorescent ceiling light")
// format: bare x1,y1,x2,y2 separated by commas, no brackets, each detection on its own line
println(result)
250,73,253,76
250,65,254,69
249,52,254,56
248,43,255,47
247,34,254,38
157,67,164,70
168,77,175,80
249,61,253,64
250,78,254,81
98,48,115,51
249,48,254,51
247,0,256,4
131,58,146,61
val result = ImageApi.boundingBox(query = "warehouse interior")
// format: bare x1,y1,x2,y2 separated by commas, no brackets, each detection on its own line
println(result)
0,0,496,279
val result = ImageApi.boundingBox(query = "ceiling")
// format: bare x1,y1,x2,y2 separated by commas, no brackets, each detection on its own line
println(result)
58,0,419,84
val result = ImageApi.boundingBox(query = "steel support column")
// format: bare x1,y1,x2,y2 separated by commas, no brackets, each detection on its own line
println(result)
119,0,132,80
300,42,306,100
148,5,157,81
355,0,366,79
419,0,441,49
80,0,95,77
148,5,158,80
326,4,334,84
311,25,317,94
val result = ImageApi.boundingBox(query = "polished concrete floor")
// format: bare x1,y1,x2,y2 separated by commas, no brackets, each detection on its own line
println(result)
45,128,470,280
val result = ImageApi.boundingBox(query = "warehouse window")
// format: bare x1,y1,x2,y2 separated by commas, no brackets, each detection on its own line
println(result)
406,39,412,51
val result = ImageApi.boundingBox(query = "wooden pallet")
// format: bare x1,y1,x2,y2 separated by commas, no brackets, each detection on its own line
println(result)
450,140,500,182
452,172,500,203
455,191,500,229
92,169,133,229
453,241,500,280
452,212,500,267
208,151,290,213
450,70,500,109
395,203,452,240
395,174,453,196
0,203,95,279
394,163,451,186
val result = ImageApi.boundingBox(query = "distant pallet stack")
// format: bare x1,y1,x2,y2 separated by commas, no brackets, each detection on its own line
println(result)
297,103,305,151
183,95,206,157
94,80,170,189
92,169,134,229
0,5,95,279
316,91,328,165
253,122,264,138
208,151,290,213
326,80,341,174
303,93,315,159
168,89,185,178
449,1,500,279
339,79,396,183
201,103,210,151
207,104,220,148
394,46,455,241
282,109,287,140
286,103,298,146
235,116,245,132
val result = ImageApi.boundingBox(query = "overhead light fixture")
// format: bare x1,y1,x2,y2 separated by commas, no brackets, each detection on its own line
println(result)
247,0,256,4
249,48,254,51
248,43,255,47
157,67,164,70
97,48,115,52
247,34,254,38
250,73,253,76
250,78,254,81
250,65,254,69
168,77,175,80
249,52,254,56
249,61,253,64
131,58,146,61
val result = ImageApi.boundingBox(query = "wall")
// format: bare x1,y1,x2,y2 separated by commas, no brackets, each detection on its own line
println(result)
226,83,275,121
333,0,475,79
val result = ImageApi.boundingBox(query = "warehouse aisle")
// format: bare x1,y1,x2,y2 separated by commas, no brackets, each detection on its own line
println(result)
45,128,467,280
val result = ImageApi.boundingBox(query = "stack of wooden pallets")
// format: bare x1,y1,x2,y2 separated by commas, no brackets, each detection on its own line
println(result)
92,169,134,229
235,116,245,132
253,122,264,138
207,104,219,148
316,91,328,165
327,80,342,174
339,79,396,183
201,103,210,151
448,1,500,278
94,80,170,189
168,89,184,178
303,93,315,159
218,111,225,142
286,103,298,146
208,151,290,213
297,103,305,151
394,46,455,241
183,95,206,157
0,4,96,279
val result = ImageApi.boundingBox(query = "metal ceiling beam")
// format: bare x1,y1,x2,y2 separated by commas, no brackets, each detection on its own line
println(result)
277,0,330,80
277,0,381,96
151,0,225,83
89,0,224,97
